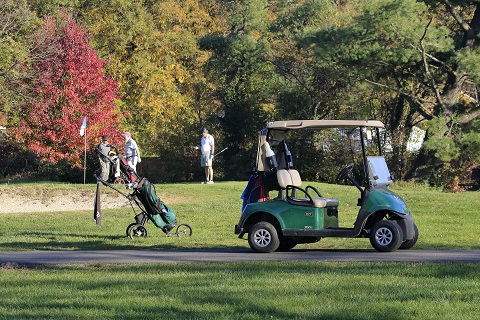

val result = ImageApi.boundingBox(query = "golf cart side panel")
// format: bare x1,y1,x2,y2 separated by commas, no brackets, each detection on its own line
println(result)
281,208,374,238
277,204,339,230
237,201,286,230
362,189,411,216
277,205,319,230
238,200,339,231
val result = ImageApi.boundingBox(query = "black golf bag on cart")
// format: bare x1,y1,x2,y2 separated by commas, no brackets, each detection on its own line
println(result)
94,154,192,238
95,144,135,185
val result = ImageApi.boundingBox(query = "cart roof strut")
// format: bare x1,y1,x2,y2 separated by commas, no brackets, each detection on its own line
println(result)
266,120,384,130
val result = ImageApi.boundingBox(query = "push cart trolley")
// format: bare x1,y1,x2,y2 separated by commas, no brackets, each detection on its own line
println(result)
94,153,192,238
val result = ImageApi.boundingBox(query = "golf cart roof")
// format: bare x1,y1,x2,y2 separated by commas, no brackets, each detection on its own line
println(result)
266,120,384,131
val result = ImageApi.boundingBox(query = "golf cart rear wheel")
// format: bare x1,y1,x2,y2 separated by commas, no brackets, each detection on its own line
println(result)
248,221,280,253
127,223,148,239
176,224,193,237
369,220,403,252
399,222,419,249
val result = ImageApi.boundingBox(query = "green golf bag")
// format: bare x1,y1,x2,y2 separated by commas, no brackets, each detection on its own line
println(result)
135,178,177,232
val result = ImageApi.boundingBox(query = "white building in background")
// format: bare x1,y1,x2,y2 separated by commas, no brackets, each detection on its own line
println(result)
406,126,426,152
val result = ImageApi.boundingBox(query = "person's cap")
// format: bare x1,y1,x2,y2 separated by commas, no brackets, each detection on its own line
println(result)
200,127,208,134
102,135,108,141
122,131,131,137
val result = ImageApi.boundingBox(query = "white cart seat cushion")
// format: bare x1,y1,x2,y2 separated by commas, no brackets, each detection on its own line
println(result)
277,169,302,188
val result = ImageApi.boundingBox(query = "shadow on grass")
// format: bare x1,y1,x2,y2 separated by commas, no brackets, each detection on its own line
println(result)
0,231,249,251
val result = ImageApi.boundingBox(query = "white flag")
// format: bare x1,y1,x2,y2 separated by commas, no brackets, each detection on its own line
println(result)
80,117,87,136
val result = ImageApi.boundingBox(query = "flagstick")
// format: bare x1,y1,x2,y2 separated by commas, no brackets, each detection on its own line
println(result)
84,126,87,184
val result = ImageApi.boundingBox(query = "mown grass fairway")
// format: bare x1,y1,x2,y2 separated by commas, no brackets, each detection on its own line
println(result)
0,181,479,319
1,262,479,319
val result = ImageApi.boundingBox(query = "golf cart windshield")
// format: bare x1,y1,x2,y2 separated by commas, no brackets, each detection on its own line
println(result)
255,120,388,188
367,156,393,187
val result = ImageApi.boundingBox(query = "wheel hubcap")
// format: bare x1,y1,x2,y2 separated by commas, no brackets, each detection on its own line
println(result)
254,229,271,247
375,227,393,246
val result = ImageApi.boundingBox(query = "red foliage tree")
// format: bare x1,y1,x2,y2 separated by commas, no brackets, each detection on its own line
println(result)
14,12,123,167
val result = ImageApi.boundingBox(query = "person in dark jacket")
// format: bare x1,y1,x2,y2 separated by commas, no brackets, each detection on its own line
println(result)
96,135,111,181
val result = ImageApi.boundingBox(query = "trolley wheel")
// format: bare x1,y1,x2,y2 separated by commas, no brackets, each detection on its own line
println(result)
175,224,192,237
127,223,148,239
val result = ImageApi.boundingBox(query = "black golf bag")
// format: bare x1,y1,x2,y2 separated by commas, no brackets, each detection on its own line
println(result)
118,154,140,184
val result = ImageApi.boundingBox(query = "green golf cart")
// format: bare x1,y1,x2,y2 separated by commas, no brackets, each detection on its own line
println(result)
235,120,418,253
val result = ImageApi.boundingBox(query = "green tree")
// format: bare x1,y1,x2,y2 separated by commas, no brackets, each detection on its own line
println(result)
0,0,39,124
199,0,277,179
268,0,345,120
264,0,356,181
300,0,480,188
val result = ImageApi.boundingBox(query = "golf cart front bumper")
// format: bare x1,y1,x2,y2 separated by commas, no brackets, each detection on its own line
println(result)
396,213,416,241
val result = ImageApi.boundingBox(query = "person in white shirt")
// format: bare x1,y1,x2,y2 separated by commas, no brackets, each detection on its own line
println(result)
122,131,141,173
200,127,214,184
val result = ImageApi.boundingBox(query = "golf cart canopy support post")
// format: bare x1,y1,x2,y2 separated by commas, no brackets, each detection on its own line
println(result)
265,120,384,130
256,120,385,174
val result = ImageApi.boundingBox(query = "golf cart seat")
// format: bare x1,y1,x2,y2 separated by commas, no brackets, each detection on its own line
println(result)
276,169,339,208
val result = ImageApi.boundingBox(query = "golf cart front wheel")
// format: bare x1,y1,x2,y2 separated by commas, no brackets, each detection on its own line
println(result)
127,223,148,239
369,220,403,252
175,224,193,237
248,221,280,253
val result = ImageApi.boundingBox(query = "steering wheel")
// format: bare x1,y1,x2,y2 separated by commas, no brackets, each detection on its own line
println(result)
335,163,354,182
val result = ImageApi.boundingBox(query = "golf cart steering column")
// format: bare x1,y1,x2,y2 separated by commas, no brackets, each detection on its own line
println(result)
336,163,365,194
